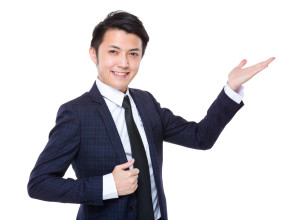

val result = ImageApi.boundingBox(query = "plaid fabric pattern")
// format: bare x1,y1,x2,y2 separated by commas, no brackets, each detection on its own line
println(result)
28,82,243,220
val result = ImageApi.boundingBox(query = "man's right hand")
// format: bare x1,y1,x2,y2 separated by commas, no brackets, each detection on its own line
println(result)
112,159,139,196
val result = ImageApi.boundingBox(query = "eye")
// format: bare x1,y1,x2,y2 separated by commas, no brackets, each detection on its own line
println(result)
109,50,118,54
129,52,139,57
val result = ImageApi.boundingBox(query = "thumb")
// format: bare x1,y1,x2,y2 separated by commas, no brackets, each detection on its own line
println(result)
237,59,247,68
119,159,135,170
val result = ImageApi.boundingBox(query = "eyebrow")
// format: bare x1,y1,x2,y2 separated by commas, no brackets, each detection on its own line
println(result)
108,45,141,51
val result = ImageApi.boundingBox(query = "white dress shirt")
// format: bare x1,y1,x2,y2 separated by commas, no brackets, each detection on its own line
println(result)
96,77,244,220
96,78,161,219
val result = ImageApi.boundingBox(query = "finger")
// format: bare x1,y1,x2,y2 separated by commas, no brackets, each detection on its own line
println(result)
131,168,140,176
131,175,138,185
243,57,272,73
119,159,135,170
246,64,267,77
265,57,276,65
252,57,276,70
237,59,247,68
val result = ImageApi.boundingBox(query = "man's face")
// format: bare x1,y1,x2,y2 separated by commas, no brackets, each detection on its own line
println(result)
89,29,143,93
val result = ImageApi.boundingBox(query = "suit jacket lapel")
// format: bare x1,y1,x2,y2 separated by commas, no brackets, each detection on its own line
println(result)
89,82,128,164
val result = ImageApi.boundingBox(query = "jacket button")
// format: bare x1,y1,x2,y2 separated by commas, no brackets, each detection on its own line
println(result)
129,205,135,211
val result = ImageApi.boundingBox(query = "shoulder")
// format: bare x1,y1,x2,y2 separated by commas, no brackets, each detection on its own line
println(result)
58,81,102,111
129,87,156,101
129,88,163,115
55,92,96,121
59,92,92,111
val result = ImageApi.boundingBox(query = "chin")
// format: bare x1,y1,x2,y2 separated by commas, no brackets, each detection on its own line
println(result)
113,85,127,93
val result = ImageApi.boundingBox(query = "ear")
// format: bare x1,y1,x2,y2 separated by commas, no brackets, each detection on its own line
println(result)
89,47,98,64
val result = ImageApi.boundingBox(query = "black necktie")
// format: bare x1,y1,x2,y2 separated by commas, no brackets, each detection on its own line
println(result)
122,95,155,220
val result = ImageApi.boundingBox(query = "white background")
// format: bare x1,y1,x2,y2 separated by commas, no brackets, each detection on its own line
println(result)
1,0,299,219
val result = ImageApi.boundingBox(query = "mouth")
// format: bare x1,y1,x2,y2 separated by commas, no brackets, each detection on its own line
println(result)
112,71,129,77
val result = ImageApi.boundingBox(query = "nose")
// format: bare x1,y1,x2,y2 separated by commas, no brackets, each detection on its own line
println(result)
118,53,129,68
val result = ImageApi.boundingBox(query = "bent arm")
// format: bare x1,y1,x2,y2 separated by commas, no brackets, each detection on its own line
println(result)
27,105,103,206
156,88,244,150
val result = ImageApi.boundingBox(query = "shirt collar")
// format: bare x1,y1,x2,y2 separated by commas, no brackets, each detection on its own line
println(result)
96,77,129,107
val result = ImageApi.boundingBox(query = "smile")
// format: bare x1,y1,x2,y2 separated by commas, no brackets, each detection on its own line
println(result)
112,71,129,76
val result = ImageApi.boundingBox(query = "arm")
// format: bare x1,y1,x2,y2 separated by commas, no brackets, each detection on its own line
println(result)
159,88,244,150
28,104,140,205
156,57,275,149
27,105,103,206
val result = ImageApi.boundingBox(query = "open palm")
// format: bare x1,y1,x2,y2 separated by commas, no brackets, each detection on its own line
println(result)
228,57,275,92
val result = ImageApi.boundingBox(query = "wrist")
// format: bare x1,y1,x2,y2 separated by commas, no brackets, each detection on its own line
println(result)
227,81,240,92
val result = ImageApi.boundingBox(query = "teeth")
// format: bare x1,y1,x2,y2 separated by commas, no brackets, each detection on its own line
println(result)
113,71,128,76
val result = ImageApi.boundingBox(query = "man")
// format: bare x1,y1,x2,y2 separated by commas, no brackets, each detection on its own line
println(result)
28,11,275,220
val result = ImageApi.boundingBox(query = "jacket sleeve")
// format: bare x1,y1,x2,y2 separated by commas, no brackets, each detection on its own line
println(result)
152,88,244,150
27,104,104,206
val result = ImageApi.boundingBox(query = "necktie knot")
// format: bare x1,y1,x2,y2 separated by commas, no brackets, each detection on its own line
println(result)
122,95,131,109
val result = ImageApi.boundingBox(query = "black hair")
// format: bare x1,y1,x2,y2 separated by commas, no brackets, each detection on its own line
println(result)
91,11,149,57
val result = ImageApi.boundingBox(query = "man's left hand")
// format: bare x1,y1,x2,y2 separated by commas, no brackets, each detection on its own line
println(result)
227,57,275,92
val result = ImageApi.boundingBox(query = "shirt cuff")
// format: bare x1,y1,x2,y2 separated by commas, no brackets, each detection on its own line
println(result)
103,173,118,200
224,84,244,104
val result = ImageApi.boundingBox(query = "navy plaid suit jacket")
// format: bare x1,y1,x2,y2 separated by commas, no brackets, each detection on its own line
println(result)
28,82,243,220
